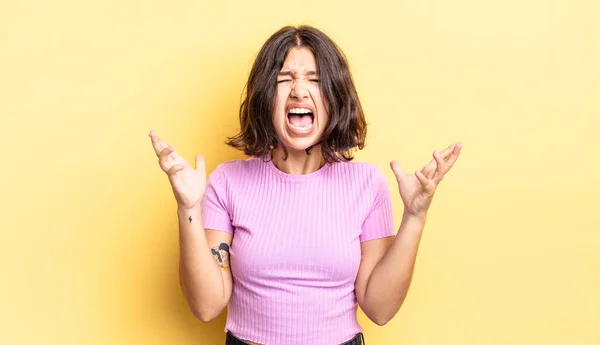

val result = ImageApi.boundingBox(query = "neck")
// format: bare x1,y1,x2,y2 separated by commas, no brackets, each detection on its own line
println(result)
271,146,326,175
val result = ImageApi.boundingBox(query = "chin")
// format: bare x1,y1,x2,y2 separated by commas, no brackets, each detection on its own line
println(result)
280,137,322,154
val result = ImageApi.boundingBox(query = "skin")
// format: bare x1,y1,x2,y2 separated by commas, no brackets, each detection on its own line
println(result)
271,46,328,175
356,142,462,326
148,46,463,343
149,131,233,327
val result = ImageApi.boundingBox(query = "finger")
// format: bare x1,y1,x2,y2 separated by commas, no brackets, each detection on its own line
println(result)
150,131,170,155
167,163,186,176
441,142,458,159
157,146,176,171
432,151,446,182
422,143,456,177
422,160,436,179
415,170,435,194
444,142,463,172
435,143,457,163
158,145,175,162
149,130,169,156
195,155,206,181
389,161,406,182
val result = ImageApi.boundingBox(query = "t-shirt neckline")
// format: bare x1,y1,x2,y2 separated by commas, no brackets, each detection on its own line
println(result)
260,153,332,180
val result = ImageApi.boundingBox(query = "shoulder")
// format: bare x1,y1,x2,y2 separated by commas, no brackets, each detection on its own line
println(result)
209,155,265,181
330,160,387,185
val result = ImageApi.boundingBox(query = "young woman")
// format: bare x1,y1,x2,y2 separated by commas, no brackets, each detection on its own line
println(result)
149,25,462,345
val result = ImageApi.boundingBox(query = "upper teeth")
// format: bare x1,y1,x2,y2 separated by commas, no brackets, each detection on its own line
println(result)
289,108,312,114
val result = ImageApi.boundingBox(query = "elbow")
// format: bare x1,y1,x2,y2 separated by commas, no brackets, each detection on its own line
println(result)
180,281,228,323
191,305,223,323
372,315,392,326
187,296,227,323
360,300,394,326
196,312,217,323
364,305,398,326
374,305,404,326
363,309,392,326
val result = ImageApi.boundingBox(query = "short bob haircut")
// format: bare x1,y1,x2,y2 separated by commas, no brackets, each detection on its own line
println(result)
226,25,367,163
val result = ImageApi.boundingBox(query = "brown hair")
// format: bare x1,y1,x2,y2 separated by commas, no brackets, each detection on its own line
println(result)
226,25,367,162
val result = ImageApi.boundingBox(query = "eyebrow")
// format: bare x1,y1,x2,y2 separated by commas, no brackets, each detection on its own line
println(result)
278,70,319,77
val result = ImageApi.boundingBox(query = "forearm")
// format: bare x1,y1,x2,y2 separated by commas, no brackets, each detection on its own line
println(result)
363,213,426,325
177,205,227,320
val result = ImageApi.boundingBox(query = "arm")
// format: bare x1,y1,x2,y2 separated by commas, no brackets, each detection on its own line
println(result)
178,204,233,322
148,130,235,322
355,213,425,325
357,141,462,325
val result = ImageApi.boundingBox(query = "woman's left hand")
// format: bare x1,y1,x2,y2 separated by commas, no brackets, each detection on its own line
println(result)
390,142,463,220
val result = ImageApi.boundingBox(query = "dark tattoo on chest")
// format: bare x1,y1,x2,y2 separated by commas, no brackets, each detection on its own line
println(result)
188,216,192,223
211,243,230,271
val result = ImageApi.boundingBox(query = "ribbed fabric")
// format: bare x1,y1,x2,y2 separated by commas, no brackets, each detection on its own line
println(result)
201,155,396,345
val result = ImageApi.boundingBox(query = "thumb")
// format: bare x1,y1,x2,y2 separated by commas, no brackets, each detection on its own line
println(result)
195,155,206,177
390,160,406,182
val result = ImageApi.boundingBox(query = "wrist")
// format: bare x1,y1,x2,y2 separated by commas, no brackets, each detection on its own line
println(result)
402,211,427,224
177,203,202,214
177,204,203,230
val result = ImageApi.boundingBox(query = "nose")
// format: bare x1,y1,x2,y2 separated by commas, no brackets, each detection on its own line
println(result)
290,79,309,99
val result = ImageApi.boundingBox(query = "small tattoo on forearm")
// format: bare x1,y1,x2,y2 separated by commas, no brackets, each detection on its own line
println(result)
211,243,230,271
188,216,192,223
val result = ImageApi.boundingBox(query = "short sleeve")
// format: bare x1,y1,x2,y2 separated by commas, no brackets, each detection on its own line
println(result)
360,167,396,242
201,164,234,234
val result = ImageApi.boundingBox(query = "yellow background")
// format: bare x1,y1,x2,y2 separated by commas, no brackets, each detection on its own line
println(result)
1,0,598,344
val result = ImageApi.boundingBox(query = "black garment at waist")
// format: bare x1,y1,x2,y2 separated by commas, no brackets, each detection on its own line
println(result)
225,331,365,345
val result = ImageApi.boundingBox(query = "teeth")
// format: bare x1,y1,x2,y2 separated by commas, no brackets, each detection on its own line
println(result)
290,123,312,129
288,108,313,114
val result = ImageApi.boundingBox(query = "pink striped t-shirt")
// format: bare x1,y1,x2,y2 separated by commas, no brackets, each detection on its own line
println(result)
201,155,396,345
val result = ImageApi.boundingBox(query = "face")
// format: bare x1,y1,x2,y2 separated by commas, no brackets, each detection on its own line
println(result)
273,47,328,153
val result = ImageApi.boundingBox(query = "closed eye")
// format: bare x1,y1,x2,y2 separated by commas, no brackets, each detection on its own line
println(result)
310,79,320,83
277,79,292,83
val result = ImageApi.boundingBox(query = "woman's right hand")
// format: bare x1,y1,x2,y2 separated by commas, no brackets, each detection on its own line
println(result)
149,130,206,209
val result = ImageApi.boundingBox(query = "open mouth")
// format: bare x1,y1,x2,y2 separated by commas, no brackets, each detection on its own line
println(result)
287,107,314,132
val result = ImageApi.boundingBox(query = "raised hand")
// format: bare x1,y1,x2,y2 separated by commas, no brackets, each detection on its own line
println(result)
390,142,463,219
149,130,207,209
